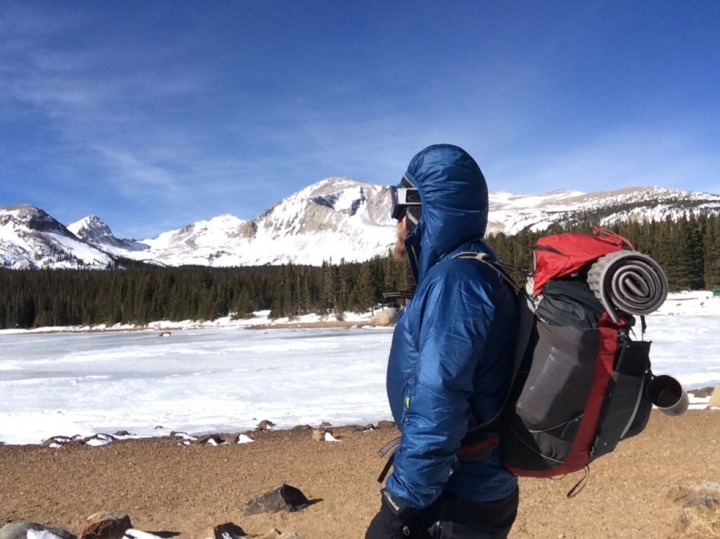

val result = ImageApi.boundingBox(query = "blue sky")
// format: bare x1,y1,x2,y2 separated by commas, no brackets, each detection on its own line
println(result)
1,1,719,238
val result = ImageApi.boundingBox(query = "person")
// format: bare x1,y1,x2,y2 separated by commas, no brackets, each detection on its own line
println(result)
366,144,520,539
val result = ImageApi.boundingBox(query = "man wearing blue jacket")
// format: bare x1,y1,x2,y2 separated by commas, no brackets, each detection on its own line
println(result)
366,145,520,539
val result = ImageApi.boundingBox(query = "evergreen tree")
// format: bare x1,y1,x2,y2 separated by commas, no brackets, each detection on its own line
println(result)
704,215,720,289
1,212,719,330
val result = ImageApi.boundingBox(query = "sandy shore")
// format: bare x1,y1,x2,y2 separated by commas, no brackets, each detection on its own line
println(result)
0,319,378,336
247,321,375,330
1,412,719,539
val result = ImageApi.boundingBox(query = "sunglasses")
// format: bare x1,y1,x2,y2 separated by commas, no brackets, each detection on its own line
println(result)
390,185,421,220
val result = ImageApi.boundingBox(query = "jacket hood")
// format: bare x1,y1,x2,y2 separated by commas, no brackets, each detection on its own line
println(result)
404,144,489,282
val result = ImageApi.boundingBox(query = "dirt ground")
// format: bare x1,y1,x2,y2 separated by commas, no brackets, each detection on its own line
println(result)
1,412,718,539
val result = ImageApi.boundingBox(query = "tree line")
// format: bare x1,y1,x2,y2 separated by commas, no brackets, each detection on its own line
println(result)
0,213,718,329
486,213,720,292
0,257,414,329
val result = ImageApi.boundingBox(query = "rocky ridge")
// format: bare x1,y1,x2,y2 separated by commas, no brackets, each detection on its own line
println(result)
2,179,720,269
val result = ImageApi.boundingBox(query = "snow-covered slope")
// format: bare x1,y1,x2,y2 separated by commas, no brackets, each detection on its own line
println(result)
486,187,720,234
126,178,392,266
67,215,148,257
129,181,720,266
0,206,113,269
2,180,720,269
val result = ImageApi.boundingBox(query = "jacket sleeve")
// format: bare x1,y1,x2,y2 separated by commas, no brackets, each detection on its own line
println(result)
386,268,496,508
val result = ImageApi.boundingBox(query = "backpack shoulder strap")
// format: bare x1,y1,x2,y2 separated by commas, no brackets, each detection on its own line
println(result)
453,251,523,294
452,251,535,432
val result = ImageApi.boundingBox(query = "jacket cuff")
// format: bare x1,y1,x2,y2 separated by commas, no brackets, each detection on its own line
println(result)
381,488,421,520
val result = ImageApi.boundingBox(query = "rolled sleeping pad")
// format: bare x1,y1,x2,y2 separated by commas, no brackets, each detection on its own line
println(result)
587,250,669,321
647,375,688,416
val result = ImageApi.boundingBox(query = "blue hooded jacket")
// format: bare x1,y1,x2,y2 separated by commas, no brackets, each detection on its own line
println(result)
386,144,519,508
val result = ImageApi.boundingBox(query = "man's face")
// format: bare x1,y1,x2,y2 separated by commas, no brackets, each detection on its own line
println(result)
393,216,408,261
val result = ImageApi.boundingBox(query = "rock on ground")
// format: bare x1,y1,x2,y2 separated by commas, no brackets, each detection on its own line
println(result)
709,386,720,409
259,531,309,539
78,512,131,539
0,523,76,539
245,484,310,516
202,522,245,539
668,483,720,537
257,420,275,431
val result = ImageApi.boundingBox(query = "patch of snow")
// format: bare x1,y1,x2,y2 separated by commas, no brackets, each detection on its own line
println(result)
0,292,718,445
324,431,341,442
125,530,165,539
27,529,65,539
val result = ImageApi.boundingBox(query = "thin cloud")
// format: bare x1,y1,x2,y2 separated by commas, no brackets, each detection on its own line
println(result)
3,2,719,239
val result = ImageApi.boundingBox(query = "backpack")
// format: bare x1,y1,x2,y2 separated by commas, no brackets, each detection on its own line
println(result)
377,231,685,489
455,230,685,482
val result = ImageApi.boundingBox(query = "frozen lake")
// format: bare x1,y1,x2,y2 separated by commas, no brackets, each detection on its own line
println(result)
0,327,395,445
1,292,719,445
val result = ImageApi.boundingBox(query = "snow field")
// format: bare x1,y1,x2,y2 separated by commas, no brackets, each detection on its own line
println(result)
0,293,718,445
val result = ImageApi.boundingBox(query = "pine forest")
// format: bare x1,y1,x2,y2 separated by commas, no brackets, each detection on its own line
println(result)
1,214,719,329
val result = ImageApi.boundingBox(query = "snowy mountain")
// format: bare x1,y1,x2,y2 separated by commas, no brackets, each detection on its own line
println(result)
2,179,720,269
486,186,720,234
126,178,392,266
67,215,149,256
0,206,113,269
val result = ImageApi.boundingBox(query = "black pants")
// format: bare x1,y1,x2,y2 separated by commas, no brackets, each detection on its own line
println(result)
419,487,519,539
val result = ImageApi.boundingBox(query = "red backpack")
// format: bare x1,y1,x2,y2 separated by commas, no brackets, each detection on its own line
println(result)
456,230,684,484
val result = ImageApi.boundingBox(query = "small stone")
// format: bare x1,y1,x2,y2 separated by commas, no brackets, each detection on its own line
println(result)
0,523,76,539
375,420,396,429
41,436,80,447
83,434,116,447
319,421,332,428
245,484,310,516
709,386,720,409
113,430,130,436
677,495,719,533
257,420,276,431
689,386,715,399
685,495,719,510
236,433,254,444
339,425,363,432
291,425,312,432
667,485,691,503
691,482,720,496
79,512,132,539
324,431,341,442
197,434,226,446
202,522,245,539
124,532,162,539
172,432,197,441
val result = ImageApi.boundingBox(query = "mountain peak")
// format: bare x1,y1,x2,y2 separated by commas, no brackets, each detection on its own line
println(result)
0,207,113,269
3,183,720,270
1,204,68,234
67,215,113,241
